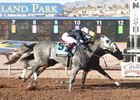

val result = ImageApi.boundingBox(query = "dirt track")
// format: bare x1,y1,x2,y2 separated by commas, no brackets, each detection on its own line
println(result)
1,78,140,100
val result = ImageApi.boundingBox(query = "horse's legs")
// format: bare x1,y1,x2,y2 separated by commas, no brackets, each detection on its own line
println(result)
36,65,48,76
21,68,27,78
23,64,48,83
16,61,29,80
26,66,40,90
69,66,81,92
27,71,38,89
23,69,34,82
96,65,120,86
81,69,90,89
26,64,49,90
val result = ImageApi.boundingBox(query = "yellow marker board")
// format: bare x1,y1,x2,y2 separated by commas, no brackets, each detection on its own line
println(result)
11,25,16,33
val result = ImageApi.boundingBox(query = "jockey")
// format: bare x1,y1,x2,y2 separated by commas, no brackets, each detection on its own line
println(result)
61,27,95,55
78,30,95,44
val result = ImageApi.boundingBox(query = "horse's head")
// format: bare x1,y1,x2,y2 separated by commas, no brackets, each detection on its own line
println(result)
99,35,124,60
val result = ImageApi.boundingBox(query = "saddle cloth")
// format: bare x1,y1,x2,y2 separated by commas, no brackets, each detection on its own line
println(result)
56,42,76,56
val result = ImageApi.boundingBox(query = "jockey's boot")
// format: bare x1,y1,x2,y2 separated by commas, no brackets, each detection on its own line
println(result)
66,42,76,56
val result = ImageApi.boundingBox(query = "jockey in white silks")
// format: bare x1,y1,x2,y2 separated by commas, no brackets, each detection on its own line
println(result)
61,27,95,55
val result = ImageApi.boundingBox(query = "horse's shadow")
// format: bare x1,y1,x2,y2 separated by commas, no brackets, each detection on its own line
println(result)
83,82,140,89
121,82,140,89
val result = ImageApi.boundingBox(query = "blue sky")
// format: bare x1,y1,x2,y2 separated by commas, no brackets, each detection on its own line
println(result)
0,0,80,4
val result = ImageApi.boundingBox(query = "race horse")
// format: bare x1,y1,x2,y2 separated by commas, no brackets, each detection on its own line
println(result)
81,42,123,89
5,35,124,92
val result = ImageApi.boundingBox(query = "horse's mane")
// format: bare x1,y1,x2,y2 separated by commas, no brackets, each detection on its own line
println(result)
95,35,105,41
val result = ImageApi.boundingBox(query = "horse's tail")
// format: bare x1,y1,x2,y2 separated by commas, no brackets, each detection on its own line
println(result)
20,52,34,61
4,43,36,65
4,53,22,64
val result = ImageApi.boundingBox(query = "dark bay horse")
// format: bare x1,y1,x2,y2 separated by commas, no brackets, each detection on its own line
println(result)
5,35,124,92
81,43,123,88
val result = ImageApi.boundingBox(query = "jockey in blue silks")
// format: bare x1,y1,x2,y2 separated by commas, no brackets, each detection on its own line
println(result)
61,27,95,55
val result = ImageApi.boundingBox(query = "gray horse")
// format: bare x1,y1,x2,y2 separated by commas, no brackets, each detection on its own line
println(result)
81,43,123,89
22,40,97,92
5,35,123,92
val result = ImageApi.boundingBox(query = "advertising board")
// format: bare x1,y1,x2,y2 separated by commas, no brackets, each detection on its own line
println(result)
121,62,140,77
